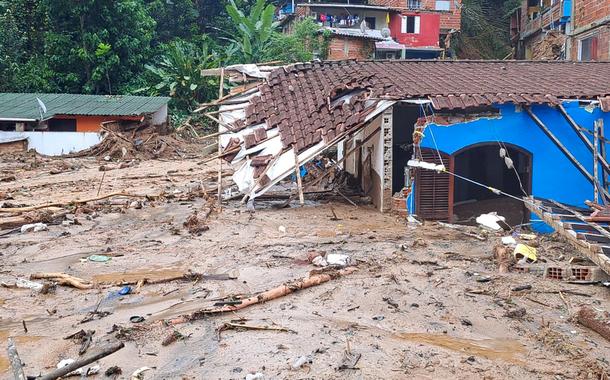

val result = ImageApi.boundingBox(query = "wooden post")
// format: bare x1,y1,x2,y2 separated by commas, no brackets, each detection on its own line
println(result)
294,149,305,206
594,120,599,203
7,338,26,380
526,106,610,200
601,120,608,194
217,68,225,209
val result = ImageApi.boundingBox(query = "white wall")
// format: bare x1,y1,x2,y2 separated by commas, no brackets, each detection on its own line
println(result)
0,131,102,156
152,104,168,126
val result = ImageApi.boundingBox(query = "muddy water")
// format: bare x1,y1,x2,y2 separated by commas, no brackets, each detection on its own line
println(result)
0,330,44,373
395,333,526,364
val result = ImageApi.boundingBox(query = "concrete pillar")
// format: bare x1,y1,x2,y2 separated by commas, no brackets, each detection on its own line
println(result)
15,122,25,132
381,107,393,212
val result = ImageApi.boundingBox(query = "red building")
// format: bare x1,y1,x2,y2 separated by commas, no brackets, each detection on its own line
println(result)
290,0,462,59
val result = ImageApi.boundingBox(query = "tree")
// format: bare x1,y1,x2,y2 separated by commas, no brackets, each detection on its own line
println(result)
266,17,329,63
145,0,199,44
225,0,278,63
44,0,155,94
138,39,234,110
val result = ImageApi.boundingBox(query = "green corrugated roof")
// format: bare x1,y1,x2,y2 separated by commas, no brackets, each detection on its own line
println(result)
0,93,170,121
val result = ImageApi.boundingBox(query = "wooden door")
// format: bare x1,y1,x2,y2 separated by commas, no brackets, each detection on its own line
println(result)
415,148,453,221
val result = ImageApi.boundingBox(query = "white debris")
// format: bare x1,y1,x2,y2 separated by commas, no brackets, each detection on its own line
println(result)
501,236,517,245
291,355,313,369
326,253,351,267
61,220,74,227
20,222,48,233
407,159,445,172
311,256,328,267
518,233,537,240
245,373,265,380
476,213,506,231
131,366,152,380
104,155,111,161
56,359,84,376
1,278,45,292
278,225,286,233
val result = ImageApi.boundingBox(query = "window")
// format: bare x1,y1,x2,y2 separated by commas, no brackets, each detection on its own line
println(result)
407,0,422,9
578,36,598,61
435,0,451,11
48,118,77,132
365,16,376,29
401,15,420,34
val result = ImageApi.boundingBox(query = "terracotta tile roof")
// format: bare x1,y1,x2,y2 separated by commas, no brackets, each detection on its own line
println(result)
234,60,610,153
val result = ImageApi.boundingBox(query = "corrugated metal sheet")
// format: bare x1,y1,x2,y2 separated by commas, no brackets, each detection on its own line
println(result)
0,93,170,121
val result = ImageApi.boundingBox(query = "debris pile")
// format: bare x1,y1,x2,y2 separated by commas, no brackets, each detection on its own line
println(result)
531,30,566,60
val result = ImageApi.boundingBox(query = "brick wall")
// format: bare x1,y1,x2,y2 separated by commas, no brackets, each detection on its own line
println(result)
570,25,610,60
573,0,610,30
369,0,461,31
327,36,375,60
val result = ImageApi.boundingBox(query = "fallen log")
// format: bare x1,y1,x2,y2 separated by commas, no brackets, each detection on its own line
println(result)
7,338,26,380
37,341,124,380
577,306,610,342
30,273,93,290
169,267,357,324
0,192,152,214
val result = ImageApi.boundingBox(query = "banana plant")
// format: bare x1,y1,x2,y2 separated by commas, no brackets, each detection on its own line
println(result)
225,0,278,63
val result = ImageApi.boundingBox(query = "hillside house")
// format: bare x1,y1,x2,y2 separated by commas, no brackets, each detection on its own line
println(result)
0,93,170,155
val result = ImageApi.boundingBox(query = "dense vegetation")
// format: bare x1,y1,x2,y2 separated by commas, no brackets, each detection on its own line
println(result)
0,0,518,116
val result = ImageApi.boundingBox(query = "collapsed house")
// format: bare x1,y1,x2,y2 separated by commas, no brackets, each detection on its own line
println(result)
211,60,610,228
0,93,170,155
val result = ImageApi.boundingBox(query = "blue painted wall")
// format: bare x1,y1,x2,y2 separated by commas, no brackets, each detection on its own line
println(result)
412,101,610,231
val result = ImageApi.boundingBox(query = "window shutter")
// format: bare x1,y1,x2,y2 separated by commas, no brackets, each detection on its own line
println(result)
414,16,421,34
591,36,598,60
401,16,407,33
415,148,453,221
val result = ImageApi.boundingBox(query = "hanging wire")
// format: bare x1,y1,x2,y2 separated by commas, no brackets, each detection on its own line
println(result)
491,124,528,196
419,103,445,166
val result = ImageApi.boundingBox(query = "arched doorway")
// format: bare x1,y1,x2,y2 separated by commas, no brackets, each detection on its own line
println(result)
452,143,532,226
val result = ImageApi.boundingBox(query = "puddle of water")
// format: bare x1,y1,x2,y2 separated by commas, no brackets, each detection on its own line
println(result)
395,333,526,364
92,267,185,284
0,331,44,373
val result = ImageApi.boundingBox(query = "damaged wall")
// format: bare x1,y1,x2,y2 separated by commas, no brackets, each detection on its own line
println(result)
413,101,610,230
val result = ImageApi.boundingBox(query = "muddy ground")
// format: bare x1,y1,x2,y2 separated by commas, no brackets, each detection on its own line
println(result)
0,152,609,380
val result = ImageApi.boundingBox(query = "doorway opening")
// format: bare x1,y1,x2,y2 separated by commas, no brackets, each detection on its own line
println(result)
392,103,420,194
452,143,532,226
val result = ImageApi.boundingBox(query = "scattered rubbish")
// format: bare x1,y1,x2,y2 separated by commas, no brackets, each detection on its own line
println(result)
518,233,536,241
337,340,361,370
54,359,100,377
1,278,47,293
461,318,473,326
411,238,427,248
383,297,399,309
118,286,132,295
501,236,516,245
105,366,122,377
41,343,123,380
278,225,287,233
504,307,527,319
64,329,95,355
168,268,358,325
88,255,111,263
129,200,143,209
217,322,296,340
493,245,511,273
162,330,186,346
576,306,610,342
372,315,385,321
130,315,145,323
512,284,532,292
514,244,537,263
475,276,492,283
311,256,328,267
291,355,313,370
20,222,48,233
326,253,351,267
245,373,265,380
30,272,92,290
131,366,152,380
476,212,506,231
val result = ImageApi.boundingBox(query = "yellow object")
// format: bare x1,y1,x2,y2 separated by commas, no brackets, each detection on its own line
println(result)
386,12,390,24
513,244,537,263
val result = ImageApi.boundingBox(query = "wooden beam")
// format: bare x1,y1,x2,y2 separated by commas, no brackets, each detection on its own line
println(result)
217,68,225,209
294,151,305,206
526,107,610,200
557,104,610,174
525,197,610,276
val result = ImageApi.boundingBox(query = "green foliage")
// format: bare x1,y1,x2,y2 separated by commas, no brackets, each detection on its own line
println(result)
225,0,278,63
145,0,199,44
457,0,521,59
265,17,325,63
137,39,232,110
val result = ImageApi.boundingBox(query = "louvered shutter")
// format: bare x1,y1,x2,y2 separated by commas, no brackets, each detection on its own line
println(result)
415,148,453,221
